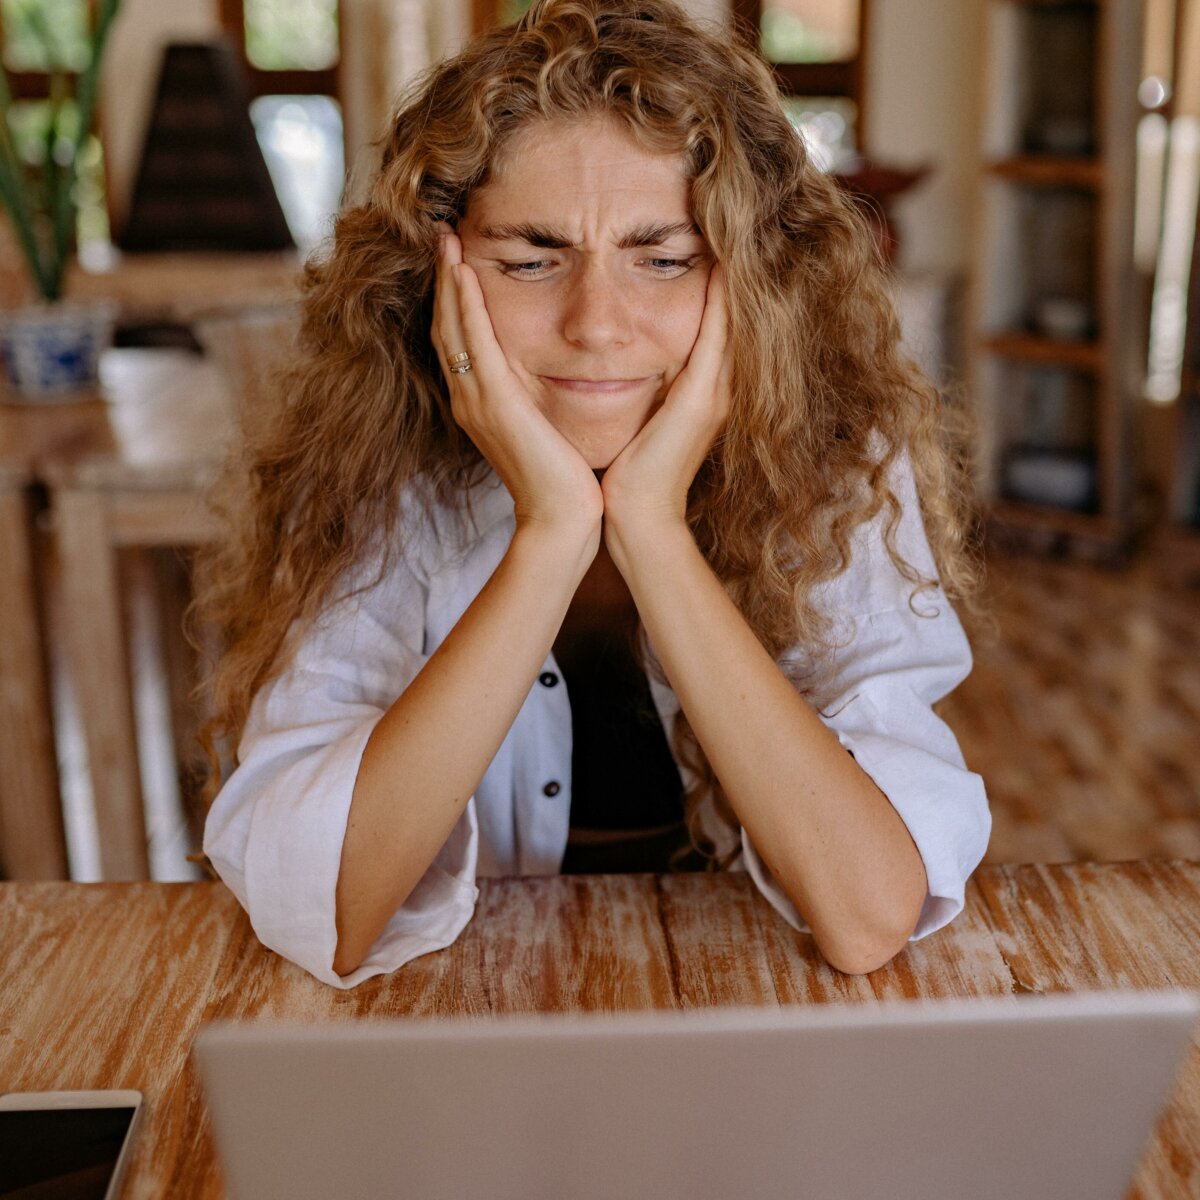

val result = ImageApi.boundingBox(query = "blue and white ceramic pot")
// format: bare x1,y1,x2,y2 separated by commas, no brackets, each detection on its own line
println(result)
0,301,118,401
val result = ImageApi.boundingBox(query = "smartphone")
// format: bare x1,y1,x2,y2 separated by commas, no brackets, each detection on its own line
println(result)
0,1090,143,1200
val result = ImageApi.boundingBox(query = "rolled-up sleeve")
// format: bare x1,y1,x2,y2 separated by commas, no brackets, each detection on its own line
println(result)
203,550,479,988
742,462,991,942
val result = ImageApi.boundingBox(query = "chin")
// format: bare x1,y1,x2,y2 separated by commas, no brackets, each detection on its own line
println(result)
556,406,657,470
568,425,642,470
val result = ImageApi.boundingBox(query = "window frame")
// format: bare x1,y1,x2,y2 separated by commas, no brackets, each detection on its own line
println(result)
471,1,871,148
216,0,342,101
0,1,80,100
731,0,871,147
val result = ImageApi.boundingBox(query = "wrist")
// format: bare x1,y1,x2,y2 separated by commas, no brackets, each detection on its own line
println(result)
510,514,601,587
603,508,695,578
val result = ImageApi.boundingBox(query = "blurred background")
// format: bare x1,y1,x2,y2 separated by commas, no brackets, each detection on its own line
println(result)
0,0,1196,885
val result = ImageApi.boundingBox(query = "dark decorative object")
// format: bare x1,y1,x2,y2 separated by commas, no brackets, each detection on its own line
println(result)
833,159,931,267
119,41,294,253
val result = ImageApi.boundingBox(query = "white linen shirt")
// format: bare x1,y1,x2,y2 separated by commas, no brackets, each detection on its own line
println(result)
205,463,990,988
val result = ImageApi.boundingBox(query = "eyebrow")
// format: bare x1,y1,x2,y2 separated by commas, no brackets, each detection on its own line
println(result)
475,220,703,250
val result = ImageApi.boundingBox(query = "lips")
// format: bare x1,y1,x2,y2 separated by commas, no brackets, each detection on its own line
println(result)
542,376,654,394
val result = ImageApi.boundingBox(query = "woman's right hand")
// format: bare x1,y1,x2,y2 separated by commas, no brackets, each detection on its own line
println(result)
432,226,604,544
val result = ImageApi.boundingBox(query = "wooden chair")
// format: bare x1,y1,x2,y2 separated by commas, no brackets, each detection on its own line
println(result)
50,470,222,878
45,350,232,879
0,458,68,878
45,310,298,880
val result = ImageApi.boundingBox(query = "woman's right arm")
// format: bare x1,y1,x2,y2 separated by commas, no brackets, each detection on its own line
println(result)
333,229,601,976
332,517,593,975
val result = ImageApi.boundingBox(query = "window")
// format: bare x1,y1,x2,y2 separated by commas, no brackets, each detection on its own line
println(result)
472,0,867,173
218,0,344,250
733,0,868,170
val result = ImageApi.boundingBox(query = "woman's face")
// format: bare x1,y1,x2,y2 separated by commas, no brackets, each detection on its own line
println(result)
457,117,712,469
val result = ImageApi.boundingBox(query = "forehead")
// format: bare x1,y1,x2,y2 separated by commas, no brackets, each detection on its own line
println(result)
467,117,692,222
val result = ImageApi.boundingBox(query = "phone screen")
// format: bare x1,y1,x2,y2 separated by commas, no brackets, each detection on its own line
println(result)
0,1105,138,1200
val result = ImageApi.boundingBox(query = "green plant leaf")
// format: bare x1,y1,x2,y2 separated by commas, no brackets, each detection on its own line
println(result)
0,73,53,298
0,0,122,301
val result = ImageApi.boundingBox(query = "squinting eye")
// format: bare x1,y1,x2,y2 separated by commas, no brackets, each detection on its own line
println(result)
643,257,699,276
499,260,554,278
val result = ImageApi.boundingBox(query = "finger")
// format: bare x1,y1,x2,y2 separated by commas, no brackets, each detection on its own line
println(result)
705,265,734,394
689,263,729,373
453,261,517,380
663,264,726,406
433,235,471,378
431,230,455,353
671,264,731,432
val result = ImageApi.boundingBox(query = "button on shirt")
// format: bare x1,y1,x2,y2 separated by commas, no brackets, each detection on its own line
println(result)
204,462,990,989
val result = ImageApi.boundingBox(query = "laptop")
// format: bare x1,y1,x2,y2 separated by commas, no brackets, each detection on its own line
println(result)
194,990,1198,1200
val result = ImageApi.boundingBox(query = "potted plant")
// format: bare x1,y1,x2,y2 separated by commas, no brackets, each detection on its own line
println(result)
0,0,120,399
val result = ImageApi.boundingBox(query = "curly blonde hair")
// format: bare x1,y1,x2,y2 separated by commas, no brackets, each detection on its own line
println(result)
193,0,979,864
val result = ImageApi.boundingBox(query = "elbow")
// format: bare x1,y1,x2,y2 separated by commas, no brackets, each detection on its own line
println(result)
332,944,361,978
332,916,365,975
811,900,923,978
819,929,910,977
333,880,419,979
333,900,363,977
332,906,376,979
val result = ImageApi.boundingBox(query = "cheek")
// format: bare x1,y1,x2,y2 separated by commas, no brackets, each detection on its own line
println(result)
644,275,708,362
472,274,543,365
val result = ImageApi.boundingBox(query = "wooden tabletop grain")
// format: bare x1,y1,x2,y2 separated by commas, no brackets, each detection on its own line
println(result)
2,863,1198,1199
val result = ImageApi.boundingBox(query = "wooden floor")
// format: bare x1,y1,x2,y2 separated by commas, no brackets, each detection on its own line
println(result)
943,550,1200,865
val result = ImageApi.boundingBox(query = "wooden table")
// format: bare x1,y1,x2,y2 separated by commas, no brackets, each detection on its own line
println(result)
0,351,235,880
1,863,1198,1199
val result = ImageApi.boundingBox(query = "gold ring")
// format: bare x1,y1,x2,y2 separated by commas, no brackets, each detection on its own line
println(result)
448,351,471,374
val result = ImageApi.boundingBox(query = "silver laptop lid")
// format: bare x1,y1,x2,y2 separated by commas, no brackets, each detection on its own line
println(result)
195,990,1198,1200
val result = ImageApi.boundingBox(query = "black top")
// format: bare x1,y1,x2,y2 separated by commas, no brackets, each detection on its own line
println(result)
554,617,707,874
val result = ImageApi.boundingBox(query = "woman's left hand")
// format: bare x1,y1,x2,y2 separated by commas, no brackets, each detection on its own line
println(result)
600,264,731,545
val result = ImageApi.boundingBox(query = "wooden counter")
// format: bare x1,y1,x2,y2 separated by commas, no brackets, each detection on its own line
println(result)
2,863,1198,1198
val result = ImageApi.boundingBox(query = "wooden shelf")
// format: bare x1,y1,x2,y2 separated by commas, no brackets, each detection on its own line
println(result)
981,332,1105,372
1163,123,1200,565
989,498,1109,536
986,499,1126,561
1156,522,1200,584
999,0,1099,10
986,156,1105,188
970,0,1141,558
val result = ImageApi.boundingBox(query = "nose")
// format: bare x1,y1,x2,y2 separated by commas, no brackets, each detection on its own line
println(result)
560,261,634,352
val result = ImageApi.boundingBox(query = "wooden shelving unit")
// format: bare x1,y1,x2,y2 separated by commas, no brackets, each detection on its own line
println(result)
986,155,1106,188
1160,203,1200,581
969,0,1143,559
982,332,1106,373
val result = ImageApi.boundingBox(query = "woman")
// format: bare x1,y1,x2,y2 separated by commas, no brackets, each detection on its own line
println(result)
198,0,990,988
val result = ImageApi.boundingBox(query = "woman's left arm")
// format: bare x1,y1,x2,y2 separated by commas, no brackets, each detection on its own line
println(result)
602,267,927,976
